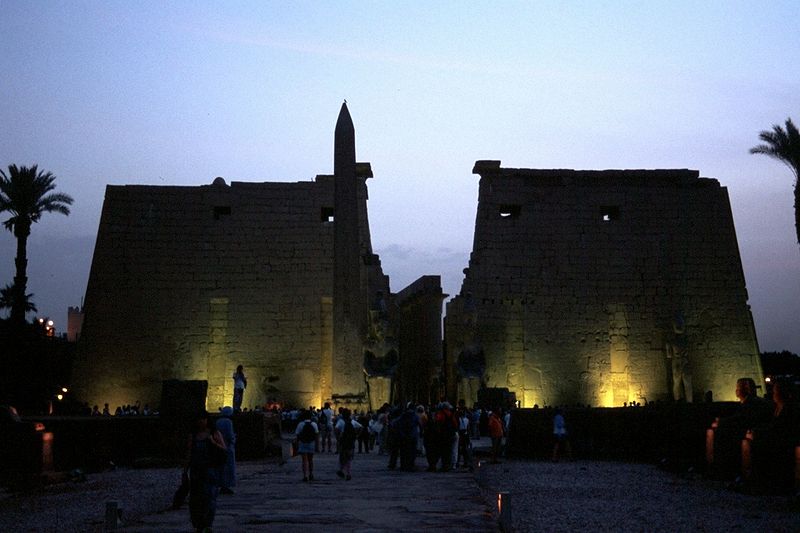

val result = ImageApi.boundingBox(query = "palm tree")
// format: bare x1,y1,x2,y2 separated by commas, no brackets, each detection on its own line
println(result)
0,283,37,317
750,117,800,247
0,164,73,324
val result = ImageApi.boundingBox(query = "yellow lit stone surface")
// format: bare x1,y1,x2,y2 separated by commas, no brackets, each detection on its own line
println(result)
445,166,764,407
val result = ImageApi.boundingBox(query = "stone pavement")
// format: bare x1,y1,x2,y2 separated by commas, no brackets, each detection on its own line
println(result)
120,445,497,532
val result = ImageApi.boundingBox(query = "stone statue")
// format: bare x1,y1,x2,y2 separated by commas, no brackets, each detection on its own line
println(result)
463,292,477,328
665,311,692,402
364,291,399,407
368,291,390,343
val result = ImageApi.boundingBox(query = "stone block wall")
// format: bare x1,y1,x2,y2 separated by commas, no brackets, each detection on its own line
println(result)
395,275,446,405
73,177,342,410
446,163,763,407
67,306,83,342
71,105,446,414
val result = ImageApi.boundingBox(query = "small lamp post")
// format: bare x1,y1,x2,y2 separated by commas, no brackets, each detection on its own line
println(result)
497,491,512,531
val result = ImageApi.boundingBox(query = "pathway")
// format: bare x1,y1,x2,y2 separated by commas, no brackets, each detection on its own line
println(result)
120,445,497,532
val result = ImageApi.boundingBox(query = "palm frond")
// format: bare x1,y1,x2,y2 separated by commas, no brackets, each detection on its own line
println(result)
750,117,800,179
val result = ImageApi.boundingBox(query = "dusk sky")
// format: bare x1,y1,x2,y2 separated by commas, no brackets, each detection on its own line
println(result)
1,1,799,353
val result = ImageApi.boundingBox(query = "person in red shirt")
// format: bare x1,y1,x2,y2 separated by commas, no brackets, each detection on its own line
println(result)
488,409,504,464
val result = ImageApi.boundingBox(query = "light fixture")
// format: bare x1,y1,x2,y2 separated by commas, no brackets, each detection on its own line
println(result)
497,491,512,529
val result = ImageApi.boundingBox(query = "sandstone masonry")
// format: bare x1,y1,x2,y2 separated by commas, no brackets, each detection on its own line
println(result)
72,104,443,411
445,162,763,407
72,113,764,412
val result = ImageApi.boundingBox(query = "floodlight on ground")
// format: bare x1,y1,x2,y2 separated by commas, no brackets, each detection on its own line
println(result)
497,491,512,531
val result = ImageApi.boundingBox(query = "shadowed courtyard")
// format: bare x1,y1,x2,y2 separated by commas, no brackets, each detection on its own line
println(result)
2,436,797,532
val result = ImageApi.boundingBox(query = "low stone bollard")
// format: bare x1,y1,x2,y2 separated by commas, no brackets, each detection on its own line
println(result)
740,436,753,481
105,500,122,531
705,428,715,467
795,446,800,491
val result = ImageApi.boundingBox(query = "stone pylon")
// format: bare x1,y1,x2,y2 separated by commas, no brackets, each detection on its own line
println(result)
332,102,368,399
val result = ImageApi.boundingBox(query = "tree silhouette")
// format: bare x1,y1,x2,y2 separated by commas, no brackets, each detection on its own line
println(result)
0,283,37,317
0,165,73,324
750,117,800,247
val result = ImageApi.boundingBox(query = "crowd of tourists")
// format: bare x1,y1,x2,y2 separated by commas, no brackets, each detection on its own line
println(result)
58,400,159,416
180,364,800,533
288,400,515,476
181,393,513,533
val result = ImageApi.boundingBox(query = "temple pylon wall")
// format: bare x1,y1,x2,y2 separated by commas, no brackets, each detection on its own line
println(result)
445,162,763,408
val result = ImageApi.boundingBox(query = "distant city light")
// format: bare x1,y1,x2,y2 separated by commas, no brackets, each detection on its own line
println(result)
35,317,56,337
56,394,63,401
61,387,68,393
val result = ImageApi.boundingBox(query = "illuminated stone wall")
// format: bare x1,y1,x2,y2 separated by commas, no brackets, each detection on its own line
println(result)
445,162,763,407
72,106,441,413
73,176,354,410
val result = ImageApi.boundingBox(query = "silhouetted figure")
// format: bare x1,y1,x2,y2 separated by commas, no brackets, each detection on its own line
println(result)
395,402,419,472
457,407,473,470
187,411,226,532
740,378,799,493
335,408,361,480
552,408,571,461
707,377,771,479
319,402,334,453
295,410,319,482
357,410,371,453
488,409,504,464
232,365,246,412
435,403,459,471
215,406,236,494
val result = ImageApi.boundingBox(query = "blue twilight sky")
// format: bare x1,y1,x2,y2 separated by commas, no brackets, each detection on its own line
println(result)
1,1,799,352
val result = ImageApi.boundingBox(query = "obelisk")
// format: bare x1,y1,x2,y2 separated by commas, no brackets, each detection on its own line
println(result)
332,102,366,398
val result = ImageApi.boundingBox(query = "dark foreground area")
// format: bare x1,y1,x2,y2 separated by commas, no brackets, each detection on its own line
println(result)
1,441,797,532
477,459,798,532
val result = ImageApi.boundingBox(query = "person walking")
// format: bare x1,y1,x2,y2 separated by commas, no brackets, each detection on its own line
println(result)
187,411,227,533
335,408,362,480
215,406,237,494
396,402,420,471
319,402,334,453
552,408,571,461
488,409,504,464
295,410,319,481
435,402,458,471
357,410,371,453
457,407,473,470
